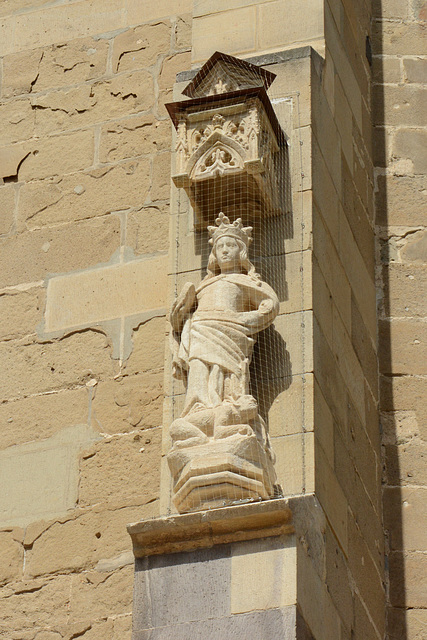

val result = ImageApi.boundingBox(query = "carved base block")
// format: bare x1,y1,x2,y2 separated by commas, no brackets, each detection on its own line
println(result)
167,434,276,513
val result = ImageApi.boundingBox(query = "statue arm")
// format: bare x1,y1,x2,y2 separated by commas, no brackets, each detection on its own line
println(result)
239,284,279,332
170,282,197,334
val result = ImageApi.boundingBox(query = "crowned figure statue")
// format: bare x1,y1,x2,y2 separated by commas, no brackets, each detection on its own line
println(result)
167,213,280,512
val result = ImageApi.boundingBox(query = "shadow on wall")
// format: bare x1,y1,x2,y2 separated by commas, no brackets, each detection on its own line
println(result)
373,2,408,638
188,138,293,437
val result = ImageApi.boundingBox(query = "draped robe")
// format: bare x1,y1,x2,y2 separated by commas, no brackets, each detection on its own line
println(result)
172,273,279,413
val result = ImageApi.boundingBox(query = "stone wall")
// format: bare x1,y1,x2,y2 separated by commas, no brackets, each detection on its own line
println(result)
373,0,427,638
1,1,425,639
0,2,191,638
306,1,385,637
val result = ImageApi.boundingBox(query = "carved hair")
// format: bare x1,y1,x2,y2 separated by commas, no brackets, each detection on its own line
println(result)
204,235,260,281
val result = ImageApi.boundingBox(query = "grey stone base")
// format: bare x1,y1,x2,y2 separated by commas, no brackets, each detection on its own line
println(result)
132,537,313,639
133,608,297,640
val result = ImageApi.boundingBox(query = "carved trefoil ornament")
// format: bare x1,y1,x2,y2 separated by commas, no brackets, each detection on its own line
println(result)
166,52,287,226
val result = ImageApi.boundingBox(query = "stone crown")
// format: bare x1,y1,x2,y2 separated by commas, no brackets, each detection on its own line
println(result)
208,213,253,247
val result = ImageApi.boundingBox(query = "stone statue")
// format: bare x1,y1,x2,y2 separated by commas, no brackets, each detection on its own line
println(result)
168,213,280,512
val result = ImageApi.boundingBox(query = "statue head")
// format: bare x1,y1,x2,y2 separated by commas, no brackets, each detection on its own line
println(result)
206,213,258,279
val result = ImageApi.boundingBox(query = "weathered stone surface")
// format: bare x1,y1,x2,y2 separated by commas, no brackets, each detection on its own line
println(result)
35,38,108,92
315,438,348,554
159,52,191,90
69,565,133,622
353,592,380,640
0,216,121,287
376,174,427,226
191,7,256,64
124,316,166,374
99,115,171,163
127,205,170,254
0,331,114,401
381,409,424,445
351,295,378,398
0,388,89,451
384,264,427,317
314,317,348,431
90,372,163,434
313,207,351,334
0,185,16,234
19,130,95,182
380,374,426,437
387,606,427,640
346,400,381,509
0,575,71,632
389,551,427,608
339,206,377,340
332,305,366,418
0,143,31,180
262,0,325,52
384,486,427,552
78,428,162,507
325,526,353,629
400,228,427,263
231,535,296,613
297,542,341,640
347,516,385,637
26,502,158,578
1,48,43,98
31,71,154,136
134,607,297,639
391,128,427,175
373,21,427,56
112,22,171,72
150,152,171,201
0,99,35,145
273,433,311,496
336,445,384,574
127,0,192,24
372,55,401,84
175,14,191,49
385,437,427,485
19,162,150,229
0,424,98,528
43,254,168,335
0,288,45,341
404,57,427,84
375,85,427,127
135,545,231,630
379,318,427,375
0,530,23,585
269,373,314,438
341,159,375,275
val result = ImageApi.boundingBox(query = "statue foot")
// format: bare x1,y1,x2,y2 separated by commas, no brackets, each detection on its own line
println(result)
214,424,254,439
170,418,208,445
172,435,209,449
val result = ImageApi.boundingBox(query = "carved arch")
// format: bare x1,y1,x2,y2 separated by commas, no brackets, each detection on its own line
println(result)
186,131,247,181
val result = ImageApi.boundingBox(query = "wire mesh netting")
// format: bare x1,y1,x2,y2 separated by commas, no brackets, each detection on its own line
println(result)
165,54,308,514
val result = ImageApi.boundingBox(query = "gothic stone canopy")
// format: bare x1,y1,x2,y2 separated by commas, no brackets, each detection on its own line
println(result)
166,52,287,226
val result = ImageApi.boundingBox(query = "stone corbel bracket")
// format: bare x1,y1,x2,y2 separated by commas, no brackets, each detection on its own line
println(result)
166,52,287,227
127,498,293,558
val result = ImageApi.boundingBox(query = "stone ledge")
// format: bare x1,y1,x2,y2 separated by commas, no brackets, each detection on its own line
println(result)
127,497,294,557
176,46,316,83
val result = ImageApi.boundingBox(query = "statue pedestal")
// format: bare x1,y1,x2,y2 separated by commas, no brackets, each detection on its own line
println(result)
127,499,315,639
167,433,277,513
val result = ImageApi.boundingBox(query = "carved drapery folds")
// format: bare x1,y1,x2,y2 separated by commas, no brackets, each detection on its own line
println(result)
167,52,286,227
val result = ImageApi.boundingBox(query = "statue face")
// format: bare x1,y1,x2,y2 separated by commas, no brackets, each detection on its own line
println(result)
215,236,241,272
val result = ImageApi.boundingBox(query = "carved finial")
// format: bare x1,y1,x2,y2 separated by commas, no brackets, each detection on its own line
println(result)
214,78,228,94
208,212,253,247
